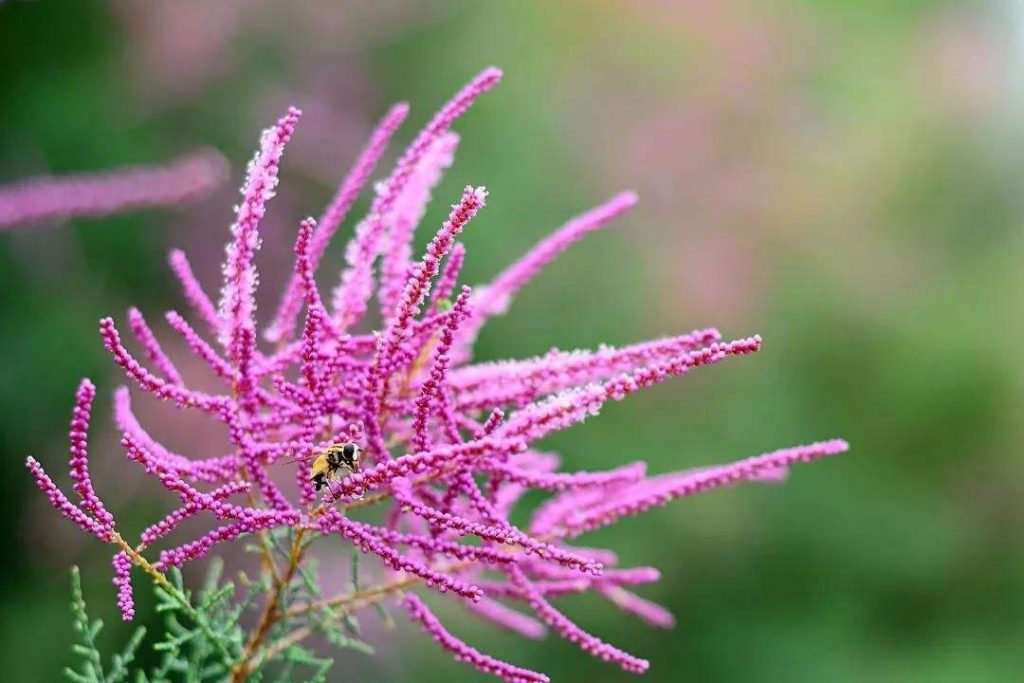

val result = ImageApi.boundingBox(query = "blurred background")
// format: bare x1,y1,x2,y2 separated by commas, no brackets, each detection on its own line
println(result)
3,1,1024,680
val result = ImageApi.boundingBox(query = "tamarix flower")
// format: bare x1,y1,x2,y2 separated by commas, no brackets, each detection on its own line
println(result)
27,67,848,681
0,148,228,230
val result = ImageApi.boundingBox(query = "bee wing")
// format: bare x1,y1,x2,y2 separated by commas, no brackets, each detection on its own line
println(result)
280,452,316,466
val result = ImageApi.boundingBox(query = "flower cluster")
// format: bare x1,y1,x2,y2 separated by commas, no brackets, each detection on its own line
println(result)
27,67,847,681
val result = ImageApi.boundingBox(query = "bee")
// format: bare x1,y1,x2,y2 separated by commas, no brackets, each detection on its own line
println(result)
309,442,362,492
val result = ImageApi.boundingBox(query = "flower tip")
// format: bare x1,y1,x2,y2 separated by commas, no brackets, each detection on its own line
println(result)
830,438,851,453
616,190,639,207
470,186,488,204
478,66,504,83
389,101,412,118
194,146,231,179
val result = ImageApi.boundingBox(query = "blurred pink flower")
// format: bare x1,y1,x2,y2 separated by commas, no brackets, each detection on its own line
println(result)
0,149,228,230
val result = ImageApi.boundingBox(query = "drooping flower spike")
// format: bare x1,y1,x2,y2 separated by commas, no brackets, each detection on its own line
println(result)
27,67,848,677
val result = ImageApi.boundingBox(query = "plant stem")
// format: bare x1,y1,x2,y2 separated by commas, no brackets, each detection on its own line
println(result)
111,532,235,662
285,560,471,620
248,626,312,671
231,527,307,681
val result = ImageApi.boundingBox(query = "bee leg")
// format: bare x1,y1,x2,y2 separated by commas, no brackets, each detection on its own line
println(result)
312,473,325,491
324,476,342,501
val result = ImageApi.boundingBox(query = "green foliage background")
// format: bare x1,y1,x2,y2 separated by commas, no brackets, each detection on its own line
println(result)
2,1,1023,680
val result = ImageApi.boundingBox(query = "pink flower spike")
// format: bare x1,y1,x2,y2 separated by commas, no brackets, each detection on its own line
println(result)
156,523,247,570
403,593,550,683
349,520,519,566
430,241,466,313
112,387,240,483
139,481,250,546
324,437,528,503
164,311,233,382
459,191,637,346
299,303,333,414
467,597,548,640
529,487,613,537
266,102,410,343
362,186,487,458
121,431,296,532
599,586,675,629
500,336,763,444
321,512,483,601
482,567,662,600
332,68,501,331
100,317,228,413
168,249,222,336
293,217,323,308
508,565,649,674
475,408,505,439
392,479,601,575
411,286,473,453
379,131,461,319
112,551,135,621
66,379,115,529
484,461,646,492
127,307,183,385
0,148,228,230
562,439,850,537
451,327,722,400
218,107,301,402
26,457,113,542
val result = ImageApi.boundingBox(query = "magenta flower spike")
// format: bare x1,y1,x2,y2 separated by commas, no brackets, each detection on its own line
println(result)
219,107,301,406
27,68,847,680
27,456,113,543
467,597,548,640
111,551,135,622
0,148,228,230
404,593,551,683
266,102,411,343
378,131,461,320
127,307,184,386
66,379,115,529
168,249,222,336
599,586,676,629
331,68,502,332
509,564,649,674
431,241,467,312
456,190,638,350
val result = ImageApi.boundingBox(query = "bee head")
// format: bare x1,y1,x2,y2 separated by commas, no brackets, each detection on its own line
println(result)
345,442,362,471
330,442,361,472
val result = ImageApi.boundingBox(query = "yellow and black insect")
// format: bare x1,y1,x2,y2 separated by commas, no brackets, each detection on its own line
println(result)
309,442,362,491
